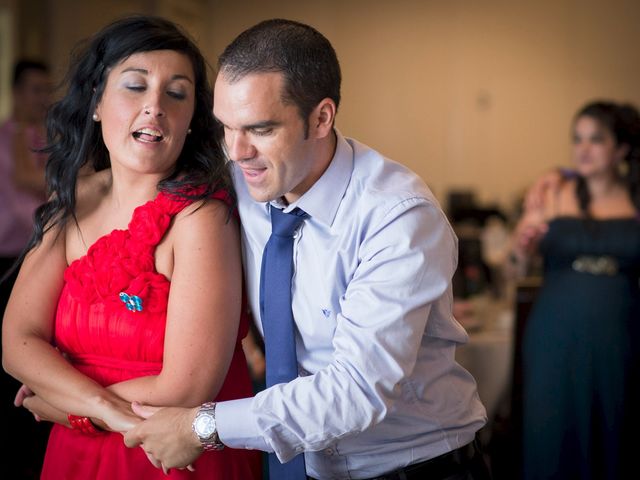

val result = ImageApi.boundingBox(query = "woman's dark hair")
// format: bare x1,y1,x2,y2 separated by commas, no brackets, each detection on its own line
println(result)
573,100,640,216
218,18,341,138
20,15,230,266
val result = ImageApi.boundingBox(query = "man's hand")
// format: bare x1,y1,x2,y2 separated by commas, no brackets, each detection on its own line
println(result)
124,403,203,470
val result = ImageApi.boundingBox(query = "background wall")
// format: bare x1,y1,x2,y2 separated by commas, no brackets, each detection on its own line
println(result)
0,0,16,119
5,0,640,214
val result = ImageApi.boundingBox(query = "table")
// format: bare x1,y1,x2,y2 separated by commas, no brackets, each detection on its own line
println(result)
455,298,514,420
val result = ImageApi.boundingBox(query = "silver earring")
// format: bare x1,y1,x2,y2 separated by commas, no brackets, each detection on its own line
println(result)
187,128,192,134
92,113,99,122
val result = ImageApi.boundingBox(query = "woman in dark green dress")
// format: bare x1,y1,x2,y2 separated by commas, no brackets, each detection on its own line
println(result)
512,101,640,480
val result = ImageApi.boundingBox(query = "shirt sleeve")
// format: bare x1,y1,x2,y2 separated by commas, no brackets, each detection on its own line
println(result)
217,197,459,462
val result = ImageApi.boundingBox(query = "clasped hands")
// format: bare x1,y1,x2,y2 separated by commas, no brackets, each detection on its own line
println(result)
15,386,203,474
124,402,203,474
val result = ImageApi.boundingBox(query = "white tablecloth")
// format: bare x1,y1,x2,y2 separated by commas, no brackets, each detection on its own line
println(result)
455,300,514,420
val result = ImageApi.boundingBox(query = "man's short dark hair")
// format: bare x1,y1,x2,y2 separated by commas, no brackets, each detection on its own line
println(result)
13,59,49,87
218,19,341,136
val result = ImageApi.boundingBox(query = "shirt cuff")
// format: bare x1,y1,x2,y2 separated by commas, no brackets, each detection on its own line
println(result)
216,397,270,452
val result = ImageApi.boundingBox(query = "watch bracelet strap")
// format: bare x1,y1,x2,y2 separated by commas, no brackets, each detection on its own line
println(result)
196,401,224,451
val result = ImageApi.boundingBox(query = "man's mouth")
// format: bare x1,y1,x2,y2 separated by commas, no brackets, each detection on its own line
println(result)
241,166,267,178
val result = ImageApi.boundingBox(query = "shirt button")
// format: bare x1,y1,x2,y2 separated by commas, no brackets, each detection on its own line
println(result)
292,228,301,239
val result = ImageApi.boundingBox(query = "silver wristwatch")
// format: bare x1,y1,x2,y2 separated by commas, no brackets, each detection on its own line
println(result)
192,402,224,451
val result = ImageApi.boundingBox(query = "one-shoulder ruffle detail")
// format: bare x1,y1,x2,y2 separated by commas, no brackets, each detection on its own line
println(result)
63,187,230,314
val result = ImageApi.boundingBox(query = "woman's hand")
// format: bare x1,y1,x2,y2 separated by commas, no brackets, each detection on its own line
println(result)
14,384,35,408
507,199,549,279
524,168,566,211
513,210,548,258
20,388,67,424
514,170,563,260
92,396,143,433
16,382,142,433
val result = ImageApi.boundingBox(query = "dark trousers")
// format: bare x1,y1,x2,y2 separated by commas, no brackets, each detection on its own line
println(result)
1,256,51,479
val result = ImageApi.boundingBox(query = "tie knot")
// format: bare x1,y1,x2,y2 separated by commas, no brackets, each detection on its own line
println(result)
270,206,308,237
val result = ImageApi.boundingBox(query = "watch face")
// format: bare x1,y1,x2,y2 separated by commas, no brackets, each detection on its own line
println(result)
194,413,216,438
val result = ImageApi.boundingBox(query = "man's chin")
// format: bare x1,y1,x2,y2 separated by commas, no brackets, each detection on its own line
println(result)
247,186,277,204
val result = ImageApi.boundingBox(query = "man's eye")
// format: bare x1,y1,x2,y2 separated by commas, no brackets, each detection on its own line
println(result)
253,128,273,136
126,85,145,92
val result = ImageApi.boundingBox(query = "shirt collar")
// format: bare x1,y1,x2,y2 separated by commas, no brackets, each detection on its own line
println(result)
269,130,353,227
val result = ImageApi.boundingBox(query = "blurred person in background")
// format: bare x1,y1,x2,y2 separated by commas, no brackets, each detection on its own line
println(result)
0,59,50,299
511,100,640,479
0,59,51,479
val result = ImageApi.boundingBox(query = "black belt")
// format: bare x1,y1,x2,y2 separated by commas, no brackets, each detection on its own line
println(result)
364,440,484,480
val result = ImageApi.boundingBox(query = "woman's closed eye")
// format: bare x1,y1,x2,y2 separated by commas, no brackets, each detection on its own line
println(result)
124,84,186,101
167,90,187,100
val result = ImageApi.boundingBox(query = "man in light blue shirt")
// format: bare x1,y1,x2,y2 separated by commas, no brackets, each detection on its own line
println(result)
126,19,489,480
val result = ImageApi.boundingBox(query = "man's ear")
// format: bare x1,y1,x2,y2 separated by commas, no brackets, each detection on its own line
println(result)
309,98,336,139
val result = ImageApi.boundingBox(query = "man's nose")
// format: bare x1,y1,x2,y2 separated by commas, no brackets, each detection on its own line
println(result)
226,131,256,161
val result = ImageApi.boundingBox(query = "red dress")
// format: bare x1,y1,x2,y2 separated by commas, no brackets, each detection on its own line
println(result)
41,190,262,479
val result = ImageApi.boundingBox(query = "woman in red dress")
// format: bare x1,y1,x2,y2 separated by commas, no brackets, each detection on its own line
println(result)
2,15,261,479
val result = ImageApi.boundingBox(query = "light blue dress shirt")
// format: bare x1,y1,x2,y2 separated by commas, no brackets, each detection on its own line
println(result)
216,131,487,479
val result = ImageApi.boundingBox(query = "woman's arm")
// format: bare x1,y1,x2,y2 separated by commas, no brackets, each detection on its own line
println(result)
507,175,561,277
107,199,243,407
2,223,138,432
16,385,67,424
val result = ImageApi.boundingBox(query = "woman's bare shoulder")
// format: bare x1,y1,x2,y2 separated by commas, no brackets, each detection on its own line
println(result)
174,196,234,230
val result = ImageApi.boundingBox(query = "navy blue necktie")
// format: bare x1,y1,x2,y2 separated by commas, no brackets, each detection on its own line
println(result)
259,205,308,480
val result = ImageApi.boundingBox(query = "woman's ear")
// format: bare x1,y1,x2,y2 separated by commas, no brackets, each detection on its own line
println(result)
93,99,103,122
615,143,630,162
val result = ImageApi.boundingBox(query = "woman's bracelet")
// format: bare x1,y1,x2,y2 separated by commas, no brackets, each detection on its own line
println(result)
67,414,102,436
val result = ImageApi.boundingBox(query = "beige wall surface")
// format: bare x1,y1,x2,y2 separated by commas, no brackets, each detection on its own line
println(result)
208,0,640,212
0,0,16,120
9,0,640,212
45,0,210,80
